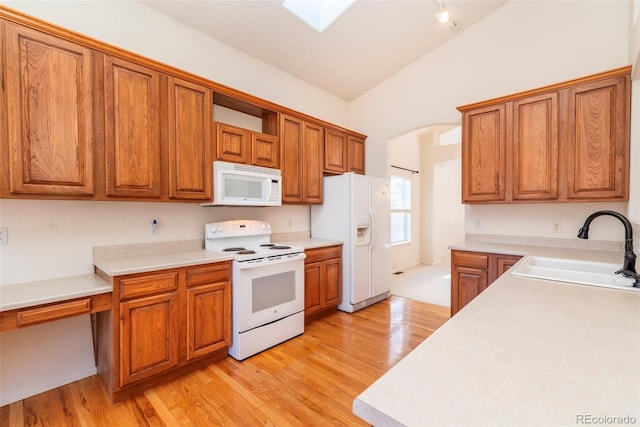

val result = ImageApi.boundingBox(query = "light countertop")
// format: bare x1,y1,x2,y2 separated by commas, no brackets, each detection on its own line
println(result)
449,235,625,264
0,274,112,312
353,259,640,426
277,237,343,249
94,249,234,277
94,238,341,277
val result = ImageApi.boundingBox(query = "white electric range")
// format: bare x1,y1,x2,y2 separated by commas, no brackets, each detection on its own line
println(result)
205,220,305,360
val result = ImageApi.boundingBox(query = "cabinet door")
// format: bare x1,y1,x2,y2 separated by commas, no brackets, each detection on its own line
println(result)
280,114,303,203
324,128,347,174
186,282,231,361
303,122,324,204
168,77,212,200
495,255,523,280
512,93,558,201
451,266,488,316
104,56,162,198
347,135,365,175
322,258,342,307
565,76,629,200
216,123,251,164
304,262,322,317
252,133,279,168
450,250,490,315
5,23,94,196
120,292,179,386
461,104,507,202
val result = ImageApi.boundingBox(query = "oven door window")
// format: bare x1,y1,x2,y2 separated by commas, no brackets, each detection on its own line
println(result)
252,271,295,313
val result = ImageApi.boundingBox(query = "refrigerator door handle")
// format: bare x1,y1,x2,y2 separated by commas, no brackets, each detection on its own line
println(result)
369,209,375,250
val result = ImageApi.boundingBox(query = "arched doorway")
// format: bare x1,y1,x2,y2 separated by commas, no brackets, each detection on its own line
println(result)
387,124,464,306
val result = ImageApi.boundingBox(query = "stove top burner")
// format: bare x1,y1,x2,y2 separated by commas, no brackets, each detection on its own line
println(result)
270,245,291,250
259,244,275,247
237,250,257,255
223,247,246,252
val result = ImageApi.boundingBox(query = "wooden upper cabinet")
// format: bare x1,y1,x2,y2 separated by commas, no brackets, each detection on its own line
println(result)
4,23,95,196
1,11,370,204
104,56,162,198
347,135,365,174
459,66,630,204
168,77,212,200
252,133,279,169
215,122,279,168
512,93,559,201
461,104,506,202
280,114,304,203
302,121,324,204
215,123,251,165
324,128,348,174
280,115,325,204
565,75,629,200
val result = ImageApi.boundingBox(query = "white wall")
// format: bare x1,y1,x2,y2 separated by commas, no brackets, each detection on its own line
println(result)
387,133,421,272
0,0,348,126
0,0,348,404
0,200,309,285
387,125,464,270
418,126,464,264
350,0,634,243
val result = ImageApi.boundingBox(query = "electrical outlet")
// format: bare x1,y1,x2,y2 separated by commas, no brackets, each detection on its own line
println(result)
151,219,159,237
474,219,483,231
0,227,8,245
552,220,562,233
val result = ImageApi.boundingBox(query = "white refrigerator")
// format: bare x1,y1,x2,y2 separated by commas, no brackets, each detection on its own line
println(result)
311,173,391,313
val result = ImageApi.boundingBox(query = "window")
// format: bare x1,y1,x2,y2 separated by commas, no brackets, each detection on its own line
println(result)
390,175,411,244
282,0,355,33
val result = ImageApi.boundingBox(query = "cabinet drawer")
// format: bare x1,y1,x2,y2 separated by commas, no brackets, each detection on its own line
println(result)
305,245,342,264
16,298,91,327
452,251,489,269
187,262,231,287
119,271,179,300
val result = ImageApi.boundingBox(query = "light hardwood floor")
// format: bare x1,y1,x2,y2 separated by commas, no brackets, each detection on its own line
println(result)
0,296,449,426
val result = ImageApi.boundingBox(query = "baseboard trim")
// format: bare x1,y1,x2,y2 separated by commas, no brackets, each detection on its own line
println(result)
0,367,97,406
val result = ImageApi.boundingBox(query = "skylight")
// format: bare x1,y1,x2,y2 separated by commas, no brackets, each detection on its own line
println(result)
282,0,355,33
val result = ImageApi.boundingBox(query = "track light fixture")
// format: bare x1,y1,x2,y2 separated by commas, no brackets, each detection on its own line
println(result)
434,0,459,28
434,0,450,24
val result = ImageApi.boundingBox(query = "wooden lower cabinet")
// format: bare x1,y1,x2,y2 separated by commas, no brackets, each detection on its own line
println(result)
120,291,180,386
450,250,522,316
185,263,232,361
304,245,342,321
97,261,231,402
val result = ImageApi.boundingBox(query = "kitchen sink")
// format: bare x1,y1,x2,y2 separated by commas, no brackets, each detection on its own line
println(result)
511,256,639,292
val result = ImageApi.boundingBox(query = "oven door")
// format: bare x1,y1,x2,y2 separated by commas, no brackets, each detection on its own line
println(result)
234,254,305,332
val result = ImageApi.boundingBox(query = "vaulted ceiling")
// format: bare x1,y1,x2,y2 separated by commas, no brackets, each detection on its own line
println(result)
140,0,509,101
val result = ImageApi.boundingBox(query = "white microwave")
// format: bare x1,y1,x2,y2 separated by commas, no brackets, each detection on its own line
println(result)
200,161,282,207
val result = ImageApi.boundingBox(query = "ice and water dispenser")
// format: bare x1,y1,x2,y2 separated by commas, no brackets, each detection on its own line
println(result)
355,215,372,245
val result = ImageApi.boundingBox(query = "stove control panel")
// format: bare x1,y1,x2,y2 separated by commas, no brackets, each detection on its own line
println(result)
205,220,271,239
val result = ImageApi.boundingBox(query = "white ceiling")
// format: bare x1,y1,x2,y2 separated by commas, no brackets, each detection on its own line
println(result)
140,0,509,101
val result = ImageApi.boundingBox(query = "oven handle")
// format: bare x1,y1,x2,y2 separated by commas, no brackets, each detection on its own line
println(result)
235,252,306,270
